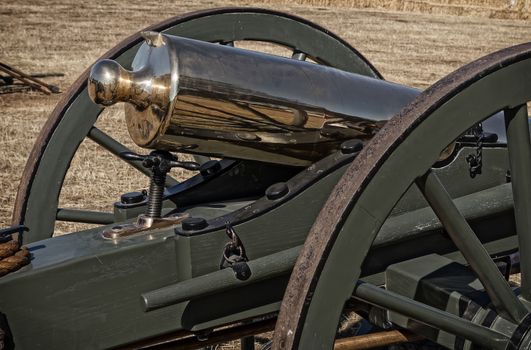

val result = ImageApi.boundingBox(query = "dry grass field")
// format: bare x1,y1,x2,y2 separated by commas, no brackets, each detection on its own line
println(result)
0,0,530,348
0,0,530,232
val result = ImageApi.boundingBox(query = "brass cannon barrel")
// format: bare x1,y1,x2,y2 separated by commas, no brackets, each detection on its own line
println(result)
88,32,419,166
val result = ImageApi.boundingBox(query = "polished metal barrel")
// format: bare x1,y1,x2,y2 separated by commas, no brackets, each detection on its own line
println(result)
88,32,419,166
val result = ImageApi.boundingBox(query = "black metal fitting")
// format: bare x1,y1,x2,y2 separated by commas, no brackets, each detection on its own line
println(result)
465,123,486,178
194,328,212,342
181,217,208,231
120,151,200,218
340,139,364,154
200,160,222,177
120,191,146,205
0,225,28,243
265,182,289,200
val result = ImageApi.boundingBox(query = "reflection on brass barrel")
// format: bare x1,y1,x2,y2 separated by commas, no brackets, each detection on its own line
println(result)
88,32,419,166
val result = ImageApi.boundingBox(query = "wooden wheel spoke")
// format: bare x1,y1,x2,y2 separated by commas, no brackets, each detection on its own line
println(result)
56,208,114,225
87,127,179,188
415,170,528,323
505,104,531,302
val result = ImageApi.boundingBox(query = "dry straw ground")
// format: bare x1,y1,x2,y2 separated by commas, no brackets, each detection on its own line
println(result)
0,0,530,347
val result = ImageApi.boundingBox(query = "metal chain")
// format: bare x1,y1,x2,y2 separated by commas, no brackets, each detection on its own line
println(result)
465,123,484,178
220,223,248,268
219,223,251,280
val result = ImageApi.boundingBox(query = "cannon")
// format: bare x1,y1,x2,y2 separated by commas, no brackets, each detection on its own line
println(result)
0,7,530,350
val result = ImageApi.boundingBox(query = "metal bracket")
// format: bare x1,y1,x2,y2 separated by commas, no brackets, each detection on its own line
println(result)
102,213,189,240
0,225,28,243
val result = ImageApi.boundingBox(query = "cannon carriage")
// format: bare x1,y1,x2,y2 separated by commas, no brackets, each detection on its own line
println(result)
1,7,530,350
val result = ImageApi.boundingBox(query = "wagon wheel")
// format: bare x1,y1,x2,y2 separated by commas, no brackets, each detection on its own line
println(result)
273,42,531,349
11,7,382,244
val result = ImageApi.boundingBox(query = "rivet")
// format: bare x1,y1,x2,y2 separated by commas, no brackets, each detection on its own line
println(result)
181,217,208,231
340,139,364,154
265,182,289,200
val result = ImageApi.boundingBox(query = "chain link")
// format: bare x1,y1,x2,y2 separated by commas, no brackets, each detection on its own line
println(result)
220,223,248,268
220,223,251,280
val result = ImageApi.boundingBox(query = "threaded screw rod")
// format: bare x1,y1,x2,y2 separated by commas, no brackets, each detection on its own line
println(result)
119,150,200,219
146,169,166,218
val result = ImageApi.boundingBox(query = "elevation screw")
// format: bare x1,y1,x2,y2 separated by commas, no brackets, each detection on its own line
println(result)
120,151,200,218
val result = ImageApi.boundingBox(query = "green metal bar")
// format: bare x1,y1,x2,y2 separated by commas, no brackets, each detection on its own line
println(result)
505,104,531,302
56,208,114,224
142,246,300,311
354,282,509,350
416,170,528,323
87,127,179,187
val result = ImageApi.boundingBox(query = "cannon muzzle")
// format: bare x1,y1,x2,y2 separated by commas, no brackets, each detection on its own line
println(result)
88,32,419,166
